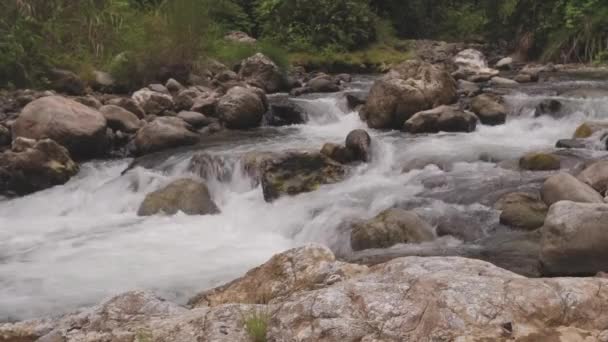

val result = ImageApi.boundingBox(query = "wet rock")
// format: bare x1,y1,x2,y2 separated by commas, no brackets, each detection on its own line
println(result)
495,192,548,230
132,88,174,115
0,138,79,196
470,93,507,125
307,75,340,93
12,96,107,159
561,88,608,99
165,78,184,93
404,105,478,134
261,152,346,202
238,53,286,93
573,121,608,139
556,139,587,149
362,60,457,129
514,73,538,83
91,70,115,92
138,178,219,216
535,99,563,118
452,49,499,79
541,201,608,276
335,73,352,84
351,208,435,251
134,117,199,155
177,111,214,128
541,172,604,206
495,57,513,70
289,86,311,97
48,68,86,95
265,96,307,126
578,160,608,194
189,245,366,307
457,79,481,97
0,125,10,147
320,143,354,164
106,97,145,119
344,91,367,110
345,129,372,162
217,86,267,129
99,105,142,133
519,152,561,171
490,76,518,86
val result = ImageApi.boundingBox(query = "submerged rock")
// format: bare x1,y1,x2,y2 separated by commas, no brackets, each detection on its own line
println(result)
137,178,219,216
0,138,79,196
470,93,507,125
519,151,561,171
541,201,608,276
134,117,199,155
361,60,457,129
495,192,548,230
541,172,604,206
217,86,267,129
351,208,435,251
404,105,478,133
12,96,107,159
261,152,346,202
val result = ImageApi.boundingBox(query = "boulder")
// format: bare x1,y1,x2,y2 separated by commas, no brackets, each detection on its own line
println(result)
495,192,548,230
490,76,519,86
177,111,214,128
191,95,219,116
404,105,478,134
165,78,184,93
261,152,346,202
495,57,514,70
148,83,170,94
535,99,563,118
361,60,457,129
307,75,340,93
225,31,257,44
238,53,286,93
519,152,561,171
265,96,307,126
137,178,219,216
344,91,367,110
320,143,354,164
335,73,352,84
134,117,199,155
99,105,142,133
48,68,86,95
345,129,372,162
541,172,604,206
74,95,103,109
578,160,608,194
470,93,507,125
351,208,435,251
514,73,538,83
540,201,608,276
556,139,587,149
217,86,267,129
91,70,115,92
106,97,145,118
132,88,174,115
456,79,481,97
12,96,107,159
0,138,79,196
573,121,608,139
452,49,499,79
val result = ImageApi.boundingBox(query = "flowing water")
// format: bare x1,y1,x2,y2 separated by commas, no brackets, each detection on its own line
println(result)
2,73,608,321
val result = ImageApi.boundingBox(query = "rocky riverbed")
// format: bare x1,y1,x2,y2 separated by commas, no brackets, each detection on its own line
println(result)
2,46,608,341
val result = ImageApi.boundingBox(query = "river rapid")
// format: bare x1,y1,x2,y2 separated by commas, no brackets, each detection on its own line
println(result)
2,72,608,321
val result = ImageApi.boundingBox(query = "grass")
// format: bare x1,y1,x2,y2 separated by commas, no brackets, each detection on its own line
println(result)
242,308,271,342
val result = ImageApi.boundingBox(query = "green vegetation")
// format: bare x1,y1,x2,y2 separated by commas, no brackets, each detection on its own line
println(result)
242,308,270,342
1,0,607,88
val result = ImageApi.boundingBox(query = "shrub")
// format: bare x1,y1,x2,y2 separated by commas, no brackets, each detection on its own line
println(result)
242,308,270,342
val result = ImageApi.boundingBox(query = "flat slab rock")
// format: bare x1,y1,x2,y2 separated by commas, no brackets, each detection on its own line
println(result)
4,245,608,342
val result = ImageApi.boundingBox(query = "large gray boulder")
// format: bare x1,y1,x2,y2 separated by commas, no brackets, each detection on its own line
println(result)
12,96,107,159
351,208,435,251
541,201,608,276
0,137,79,196
99,105,142,133
238,53,286,93
578,160,608,195
134,117,199,155
361,60,457,129
138,178,219,216
404,105,478,134
541,172,604,206
217,86,267,129
470,93,507,125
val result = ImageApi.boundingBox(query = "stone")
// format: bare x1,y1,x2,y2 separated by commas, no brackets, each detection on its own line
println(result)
495,57,514,70
351,208,435,251
540,201,608,276
73,95,103,109
217,86,267,129
265,96,307,126
48,68,86,95
345,129,372,162
0,125,11,147
452,49,499,78
495,192,548,230
91,70,115,92
344,91,367,110
514,73,538,83
238,53,286,93
137,179,219,216
457,79,481,97
404,105,478,134
556,139,587,149
106,97,145,118
134,117,199,155
541,172,604,206
99,105,142,133
490,76,519,86
307,75,340,93
225,31,257,44
261,152,346,202
176,111,213,128
12,96,107,159
519,152,561,171
0,138,79,196
165,78,184,93
470,93,507,125
361,60,457,129
535,99,563,118
148,83,169,94
320,143,354,164
573,121,608,139
578,160,608,194
132,88,174,115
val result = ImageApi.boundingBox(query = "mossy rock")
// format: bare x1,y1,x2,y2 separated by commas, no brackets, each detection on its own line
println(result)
519,152,561,171
573,121,608,139
138,179,219,216
495,192,548,230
